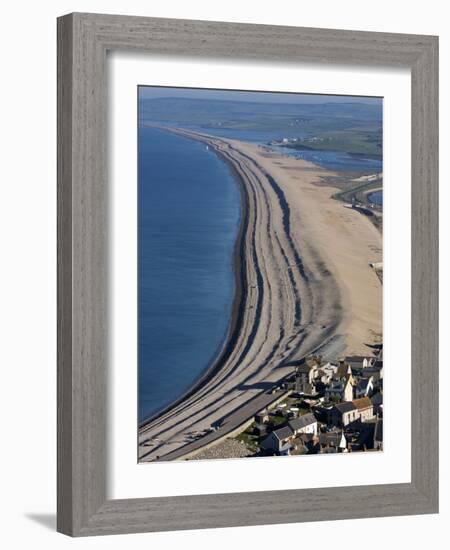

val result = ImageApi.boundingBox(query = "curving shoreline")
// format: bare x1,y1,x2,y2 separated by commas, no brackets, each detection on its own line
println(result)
138,128,251,428
138,127,382,461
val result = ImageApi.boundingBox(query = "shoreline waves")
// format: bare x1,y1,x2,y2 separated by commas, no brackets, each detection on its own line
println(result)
138,129,250,428
138,126,382,461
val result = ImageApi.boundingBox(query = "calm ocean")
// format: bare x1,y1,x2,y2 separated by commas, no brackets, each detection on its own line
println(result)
139,127,241,422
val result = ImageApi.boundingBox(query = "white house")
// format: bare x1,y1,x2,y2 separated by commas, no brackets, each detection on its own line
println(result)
330,401,359,426
260,425,294,455
288,413,318,436
353,397,374,422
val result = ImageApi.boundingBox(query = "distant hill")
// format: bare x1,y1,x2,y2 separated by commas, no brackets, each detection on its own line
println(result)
139,96,382,157
140,97,381,126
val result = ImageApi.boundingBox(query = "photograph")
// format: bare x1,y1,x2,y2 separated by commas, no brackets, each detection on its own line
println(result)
1,1,441,543
138,87,384,462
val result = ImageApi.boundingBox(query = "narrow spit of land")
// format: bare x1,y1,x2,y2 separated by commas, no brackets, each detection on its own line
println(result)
138,128,382,462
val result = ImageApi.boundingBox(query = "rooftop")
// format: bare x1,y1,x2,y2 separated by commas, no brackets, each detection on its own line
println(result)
288,413,317,431
335,401,357,414
353,397,373,410
336,364,353,379
273,426,294,441
296,363,314,374
357,377,372,390
319,432,345,447
345,355,371,361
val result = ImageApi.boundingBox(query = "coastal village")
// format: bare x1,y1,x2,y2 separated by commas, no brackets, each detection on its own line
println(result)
232,346,384,457
188,345,384,460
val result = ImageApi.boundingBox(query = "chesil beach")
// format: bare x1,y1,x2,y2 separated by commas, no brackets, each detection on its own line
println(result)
138,114,382,461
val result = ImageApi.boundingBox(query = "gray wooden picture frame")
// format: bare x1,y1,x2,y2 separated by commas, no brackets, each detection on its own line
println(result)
57,12,439,537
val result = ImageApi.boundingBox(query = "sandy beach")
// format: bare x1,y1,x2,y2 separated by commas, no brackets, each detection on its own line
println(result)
138,128,382,462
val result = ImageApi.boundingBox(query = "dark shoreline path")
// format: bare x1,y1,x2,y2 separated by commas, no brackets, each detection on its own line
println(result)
139,127,343,461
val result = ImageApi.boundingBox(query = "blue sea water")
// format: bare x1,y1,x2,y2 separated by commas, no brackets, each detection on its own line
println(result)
139,127,241,422
275,148,382,174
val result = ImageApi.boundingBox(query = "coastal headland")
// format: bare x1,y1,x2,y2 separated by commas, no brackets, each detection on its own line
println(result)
138,127,382,462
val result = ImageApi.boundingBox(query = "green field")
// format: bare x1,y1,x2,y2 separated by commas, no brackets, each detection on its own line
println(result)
283,127,382,158
139,97,382,155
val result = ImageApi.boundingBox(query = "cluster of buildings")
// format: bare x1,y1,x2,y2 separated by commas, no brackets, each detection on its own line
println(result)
270,135,326,146
251,347,383,456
